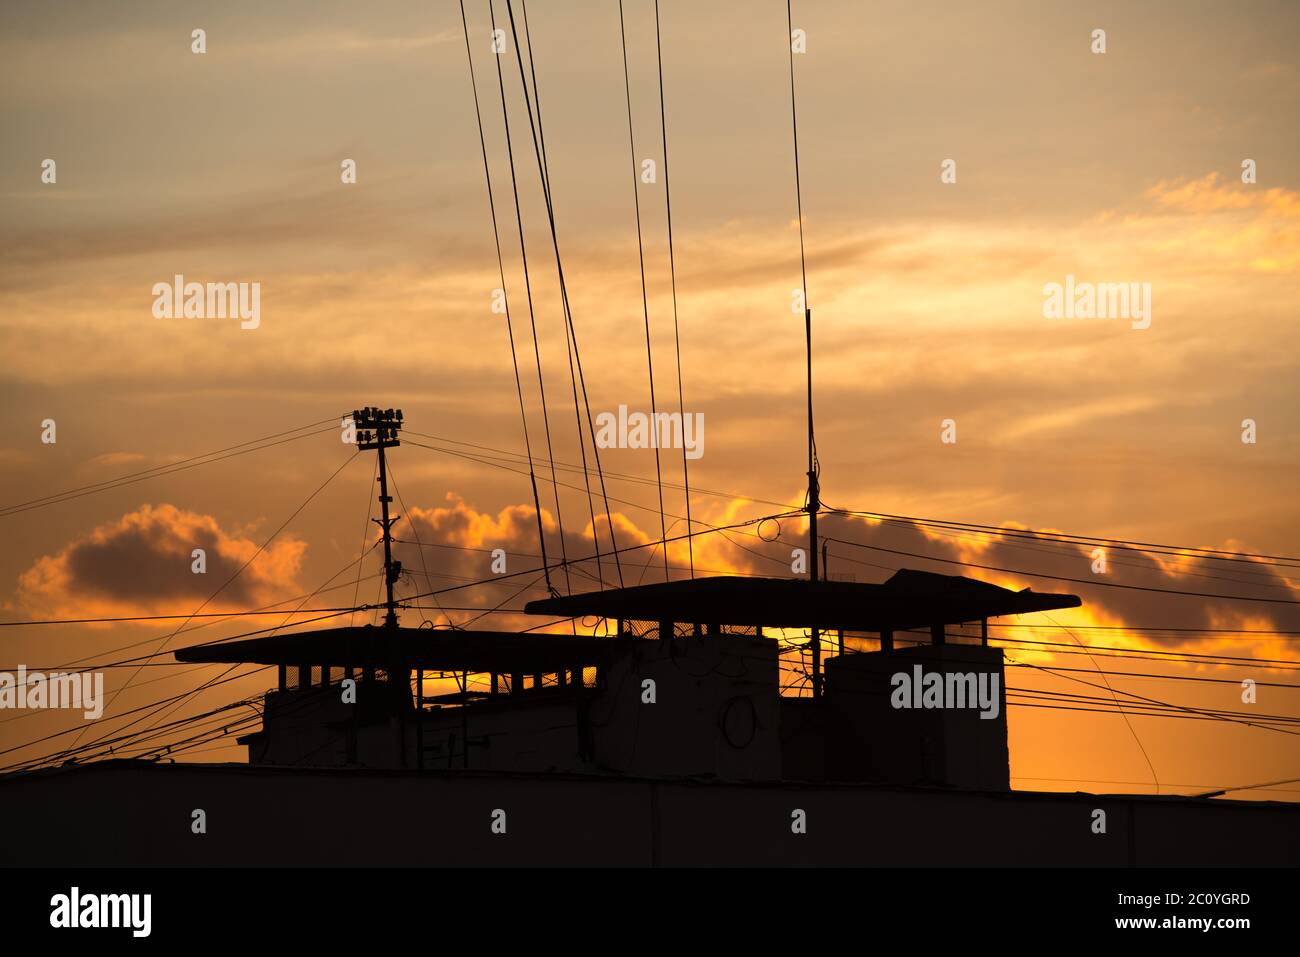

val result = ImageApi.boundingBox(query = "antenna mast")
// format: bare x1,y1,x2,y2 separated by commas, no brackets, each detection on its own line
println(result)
806,304,820,697
354,407,404,629
786,1,821,695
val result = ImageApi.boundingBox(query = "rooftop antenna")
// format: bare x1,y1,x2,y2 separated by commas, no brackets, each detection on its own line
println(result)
786,1,821,695
354,407,404,629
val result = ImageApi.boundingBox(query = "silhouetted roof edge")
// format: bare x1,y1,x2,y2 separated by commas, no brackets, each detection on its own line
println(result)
523,568,1081,631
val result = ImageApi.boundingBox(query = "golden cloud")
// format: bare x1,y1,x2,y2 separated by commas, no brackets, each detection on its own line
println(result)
14,503,306,621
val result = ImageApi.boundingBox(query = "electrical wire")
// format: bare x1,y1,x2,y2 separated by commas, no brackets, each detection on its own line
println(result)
459,0,555,597
617,0,670,581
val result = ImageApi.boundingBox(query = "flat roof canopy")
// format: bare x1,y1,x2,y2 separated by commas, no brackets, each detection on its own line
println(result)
523,569,1081,631
174,626,615,673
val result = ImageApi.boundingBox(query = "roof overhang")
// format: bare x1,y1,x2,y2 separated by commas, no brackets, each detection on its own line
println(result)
522,568,1081,632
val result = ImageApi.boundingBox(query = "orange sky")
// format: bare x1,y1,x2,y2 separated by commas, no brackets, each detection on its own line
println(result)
1,0,1298,798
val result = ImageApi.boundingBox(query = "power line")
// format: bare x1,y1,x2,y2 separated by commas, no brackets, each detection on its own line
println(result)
65,451,361,752
348,457,381,627
391,537,778,581
37,660,256,774
403,427,800,511
387,489,797,607
0,422,338,519
1003,663,1300,689
858,513,1292,588
974,635,1300,668
0,607,372,702
402,436,805,573
405,439,1300,655
400,426,1300,571
387,462,454,628
488,0,570,594
1007,654,1300,738
404,435,1300,642
0,606,373,628
617,0,670,582
1194,775,1300,798
785,0,822,699
828,508,1300,568
1040,611,1159,790
502,0,628,592
652,0,693,578
999,644,1300,671
0,666,268,766
825,536,1300,605
1005,687,1300,724
514,0,613,593
1004,695,1300,729
986,623,1300,635
460,0,556,599
1011,775,1300,795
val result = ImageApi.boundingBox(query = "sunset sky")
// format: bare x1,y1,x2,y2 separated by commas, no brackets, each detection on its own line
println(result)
2,0,1298,798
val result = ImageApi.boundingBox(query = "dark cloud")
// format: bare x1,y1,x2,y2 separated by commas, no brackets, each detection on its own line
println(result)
16,503,306,618
386,494,1299,653
803,512,1300,649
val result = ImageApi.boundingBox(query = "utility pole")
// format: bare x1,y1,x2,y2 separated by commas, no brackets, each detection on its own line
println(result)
354,407,404,629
